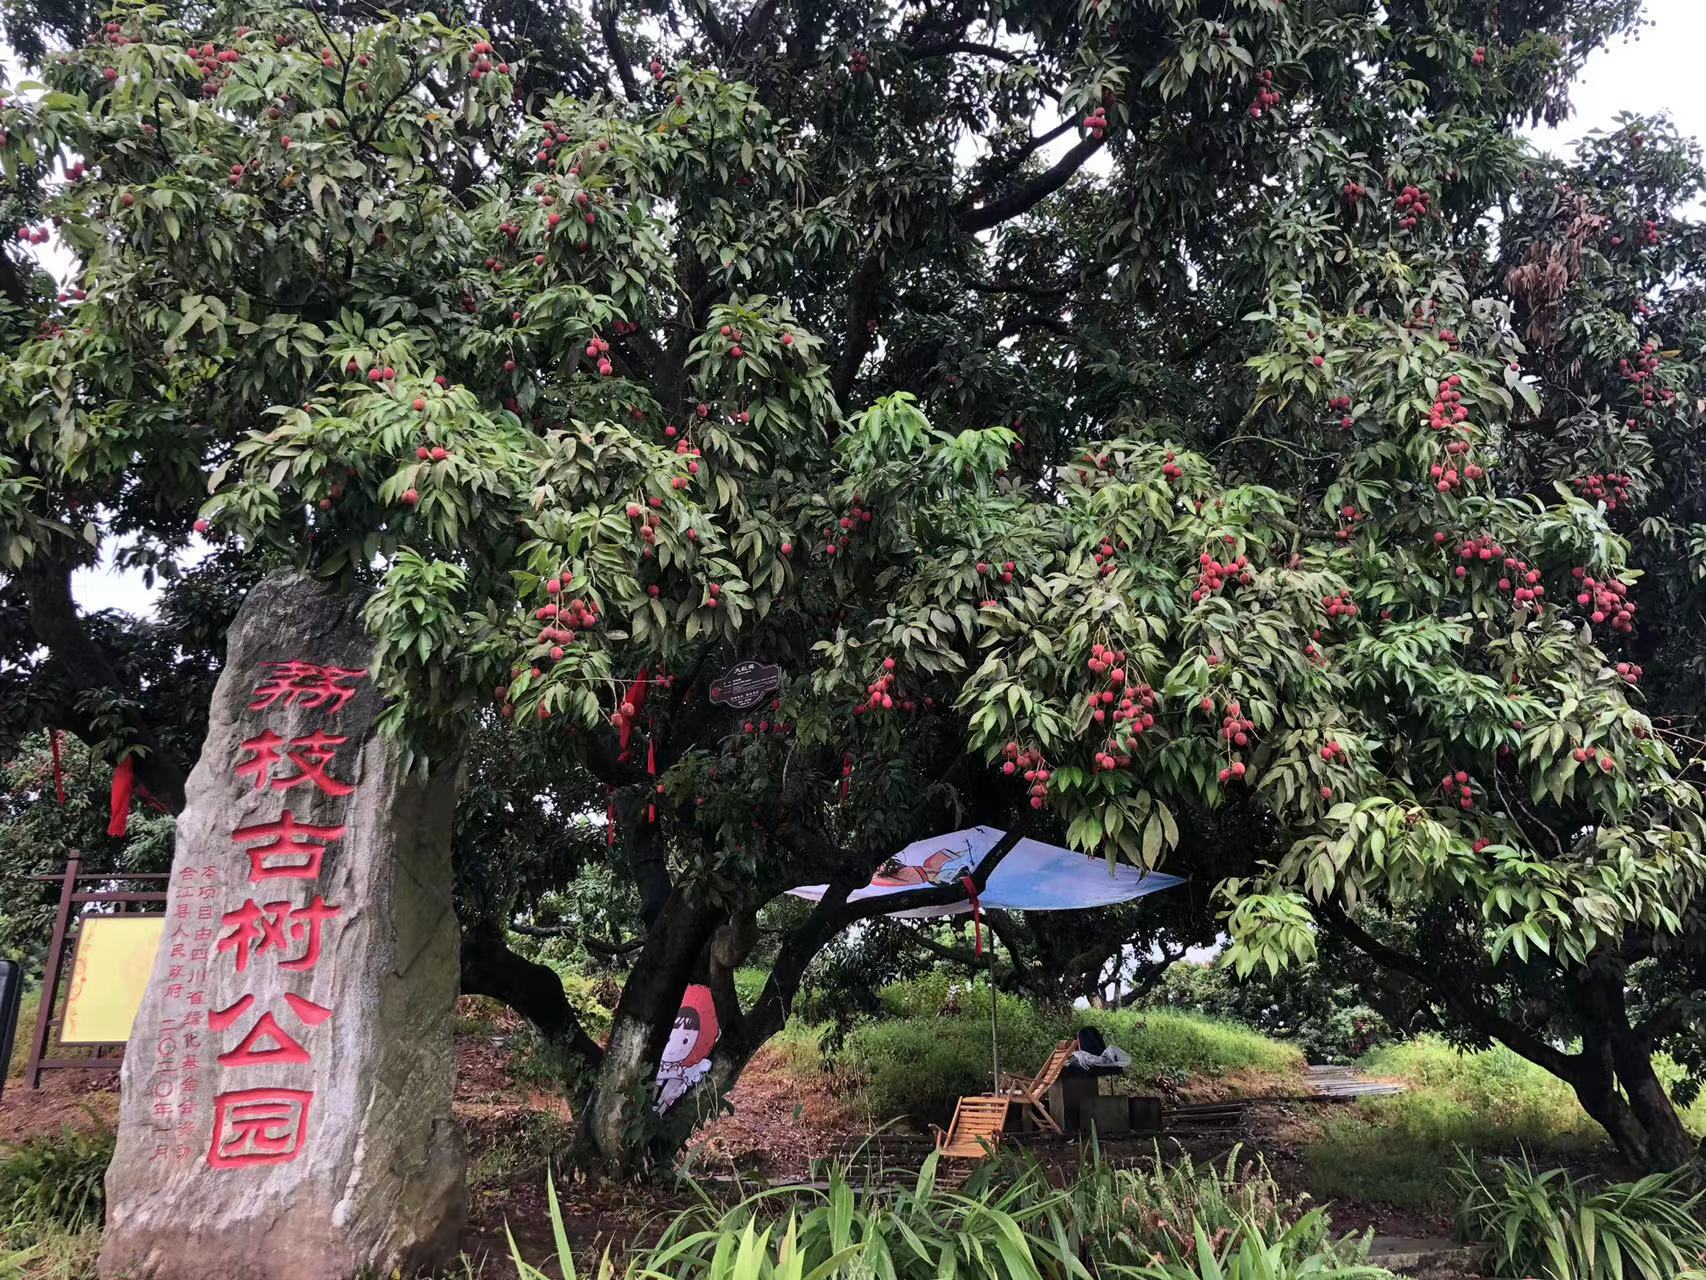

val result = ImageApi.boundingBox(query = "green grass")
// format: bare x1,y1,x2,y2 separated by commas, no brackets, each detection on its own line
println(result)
733,967,770,1008
0,1223,102,1279
1357,1038,1609,1153
1305,1035,1706,1213
7,989,44,1081
1087,1008,1302,1088
832,979,1303,1125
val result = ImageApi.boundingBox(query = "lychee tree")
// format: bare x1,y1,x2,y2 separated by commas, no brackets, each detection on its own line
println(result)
1313,111,1706,1169
3,0,1702,1175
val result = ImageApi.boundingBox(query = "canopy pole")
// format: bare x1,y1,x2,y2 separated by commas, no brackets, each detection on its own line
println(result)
988,926,999,1093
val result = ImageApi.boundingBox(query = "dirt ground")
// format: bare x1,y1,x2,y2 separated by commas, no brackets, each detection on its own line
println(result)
0,1021,1459,1275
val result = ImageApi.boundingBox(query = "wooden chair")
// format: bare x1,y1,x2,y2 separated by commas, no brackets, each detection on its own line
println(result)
931,1095,1011,1160
995,1038,1078,1135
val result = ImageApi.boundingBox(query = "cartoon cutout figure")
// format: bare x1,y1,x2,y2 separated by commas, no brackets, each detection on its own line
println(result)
869,847,972,888
655,984,718,1113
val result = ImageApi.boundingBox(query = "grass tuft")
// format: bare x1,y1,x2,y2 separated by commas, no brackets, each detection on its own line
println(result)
832,980,1303,1125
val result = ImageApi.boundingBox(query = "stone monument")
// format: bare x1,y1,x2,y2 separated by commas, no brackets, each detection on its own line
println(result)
100,573,464,1280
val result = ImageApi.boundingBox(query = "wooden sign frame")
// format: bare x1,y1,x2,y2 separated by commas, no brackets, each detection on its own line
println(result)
24,853,168,1088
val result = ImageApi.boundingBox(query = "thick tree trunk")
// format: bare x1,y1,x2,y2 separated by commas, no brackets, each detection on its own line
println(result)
1579,970,1699,1171
1568,1029,1663,1171
1616,1051,1698,1170
569,890,723,1178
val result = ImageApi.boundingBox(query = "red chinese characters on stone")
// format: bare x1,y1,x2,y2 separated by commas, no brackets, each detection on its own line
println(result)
230,811,346,881
216,896,341,973
233,730,356,796
202,656,365,1174
248,661,367,715
207,1088,315,1168
209,993,333,1068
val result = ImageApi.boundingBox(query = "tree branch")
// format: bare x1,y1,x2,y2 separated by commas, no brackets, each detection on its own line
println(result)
956,133,1105,235
23,552,189,813
506,921,645,957
997,311,1073,340
983,117,1077,178
684,0,733,53
1315,900,1582,1082
1112,943,1187,1007
829,249,887,408
737,0,785,51
1634,994,1701,1047
963,274,1072,301
595,0,642,101
901,39,1027,65
893,919,1017,979
460,925,605,1065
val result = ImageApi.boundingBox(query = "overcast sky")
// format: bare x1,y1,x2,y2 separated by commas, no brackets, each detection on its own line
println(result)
67,0,1706,618
1529,0,1706,157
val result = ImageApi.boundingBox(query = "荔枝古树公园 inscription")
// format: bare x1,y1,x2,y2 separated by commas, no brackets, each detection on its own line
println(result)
100,574,464,1280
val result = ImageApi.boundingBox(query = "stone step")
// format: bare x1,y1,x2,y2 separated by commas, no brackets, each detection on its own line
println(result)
1367,1235,1487,1276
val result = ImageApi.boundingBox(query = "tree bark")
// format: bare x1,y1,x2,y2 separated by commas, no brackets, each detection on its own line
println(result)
569,888,724,1177
1578,968,1698,1170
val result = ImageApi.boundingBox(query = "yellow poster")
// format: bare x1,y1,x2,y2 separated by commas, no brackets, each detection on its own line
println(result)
61,915,165,1045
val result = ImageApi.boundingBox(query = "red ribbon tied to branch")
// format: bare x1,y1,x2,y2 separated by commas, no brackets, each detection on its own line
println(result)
646,739,657,824
617,666,651,760
959,875,984,957
49,729,65,806
108,755,135,837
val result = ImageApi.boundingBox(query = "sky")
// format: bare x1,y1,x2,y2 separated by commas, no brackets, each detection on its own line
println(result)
1528,0,1706,158
65,0,1706,618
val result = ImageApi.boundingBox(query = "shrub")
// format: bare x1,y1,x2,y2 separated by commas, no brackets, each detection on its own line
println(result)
833,991,1059,1123
0,1119,113,1241
1454,1154,1706,1280
1153,960,1396,1064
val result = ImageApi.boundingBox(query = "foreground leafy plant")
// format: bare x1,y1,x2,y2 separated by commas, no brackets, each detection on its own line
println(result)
509,1147,1398,1279
0,1119,113,1241
1116,1213,1396,1280
1073,1141,1350,1269
1454,1153,1706,1280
